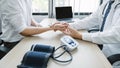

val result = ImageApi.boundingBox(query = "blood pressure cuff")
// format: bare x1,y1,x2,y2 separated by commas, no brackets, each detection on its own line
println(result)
17,44,55,68
31,44,55,56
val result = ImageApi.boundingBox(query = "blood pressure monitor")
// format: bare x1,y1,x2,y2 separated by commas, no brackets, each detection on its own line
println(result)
60,36,79,51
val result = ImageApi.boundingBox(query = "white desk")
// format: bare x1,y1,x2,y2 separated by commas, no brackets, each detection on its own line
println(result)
0,18,112,68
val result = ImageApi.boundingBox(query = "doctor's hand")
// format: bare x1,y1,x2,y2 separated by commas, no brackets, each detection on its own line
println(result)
50,22,69,31
62,26,82,40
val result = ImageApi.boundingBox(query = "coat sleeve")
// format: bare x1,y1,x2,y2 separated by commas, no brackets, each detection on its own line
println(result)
69,1,108,30
70,11,100,30
82,5,120,44
82,15,120,44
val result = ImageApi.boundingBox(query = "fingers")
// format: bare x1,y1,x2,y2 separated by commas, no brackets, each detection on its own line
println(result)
62,28,70,35
52,22,69,31
62,26,76,36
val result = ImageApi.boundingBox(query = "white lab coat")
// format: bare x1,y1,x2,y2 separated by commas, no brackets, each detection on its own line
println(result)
70,0,120,58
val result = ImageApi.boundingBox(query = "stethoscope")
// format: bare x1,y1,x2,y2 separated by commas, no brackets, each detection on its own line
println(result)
100,1,120,31
102,1,120,15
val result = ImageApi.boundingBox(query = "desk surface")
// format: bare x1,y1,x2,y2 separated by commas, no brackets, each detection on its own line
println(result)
0,18,112,68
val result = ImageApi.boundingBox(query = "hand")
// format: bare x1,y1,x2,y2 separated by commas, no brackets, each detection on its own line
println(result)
62,26,82,40
51,22,69,31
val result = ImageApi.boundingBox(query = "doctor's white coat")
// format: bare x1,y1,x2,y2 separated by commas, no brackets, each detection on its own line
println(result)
70,0,120,58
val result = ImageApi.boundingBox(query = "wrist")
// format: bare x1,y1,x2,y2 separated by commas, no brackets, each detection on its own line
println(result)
77,33,82,40
49,25,54,30
49,23,58,31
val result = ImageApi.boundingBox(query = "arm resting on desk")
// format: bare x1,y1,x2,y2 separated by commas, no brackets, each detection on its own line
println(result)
20,27,53,36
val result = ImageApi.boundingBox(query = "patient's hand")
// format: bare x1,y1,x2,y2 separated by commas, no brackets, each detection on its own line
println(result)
51,22,69,31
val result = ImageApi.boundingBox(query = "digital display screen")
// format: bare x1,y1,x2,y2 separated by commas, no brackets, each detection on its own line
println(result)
64,38,76,47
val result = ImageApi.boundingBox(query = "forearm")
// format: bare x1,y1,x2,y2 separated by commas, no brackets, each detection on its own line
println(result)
20,27,53,36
